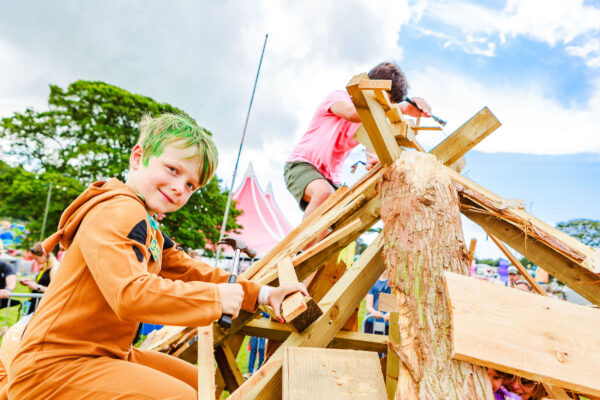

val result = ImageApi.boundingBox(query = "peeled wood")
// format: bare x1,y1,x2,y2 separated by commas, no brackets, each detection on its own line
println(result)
445,271,600,397
380,151,493,399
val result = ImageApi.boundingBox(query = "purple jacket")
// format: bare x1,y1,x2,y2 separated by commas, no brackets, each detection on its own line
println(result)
495,386,521,400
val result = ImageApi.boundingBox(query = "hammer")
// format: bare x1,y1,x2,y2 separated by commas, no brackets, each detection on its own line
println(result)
217,237,257,329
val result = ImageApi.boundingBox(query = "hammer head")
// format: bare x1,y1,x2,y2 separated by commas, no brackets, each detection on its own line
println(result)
218,236,257,259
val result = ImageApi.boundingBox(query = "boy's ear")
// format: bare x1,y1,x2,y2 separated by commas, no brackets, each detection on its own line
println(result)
130,144,143,171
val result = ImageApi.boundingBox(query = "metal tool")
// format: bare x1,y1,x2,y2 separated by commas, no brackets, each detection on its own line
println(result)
404,97,447,126
217,237,257,329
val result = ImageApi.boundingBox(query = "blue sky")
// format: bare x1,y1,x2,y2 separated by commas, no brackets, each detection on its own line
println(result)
0,0,598,258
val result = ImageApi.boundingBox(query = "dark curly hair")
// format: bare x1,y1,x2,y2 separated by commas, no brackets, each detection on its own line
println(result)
368,62,408,104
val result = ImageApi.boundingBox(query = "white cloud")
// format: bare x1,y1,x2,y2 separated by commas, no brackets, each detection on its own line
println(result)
422,0,600,66
408,66,600,154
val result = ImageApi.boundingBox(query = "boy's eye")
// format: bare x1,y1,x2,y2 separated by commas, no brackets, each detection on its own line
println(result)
187,182,195,190
167,166,177,174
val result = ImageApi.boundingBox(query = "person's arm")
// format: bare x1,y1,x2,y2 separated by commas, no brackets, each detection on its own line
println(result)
398,96,432,118
330,100,361,123
0,274,16,298
365,293,383,319
78,196,244,327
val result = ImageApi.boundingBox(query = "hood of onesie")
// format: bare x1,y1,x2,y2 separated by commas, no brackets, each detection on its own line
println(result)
42,179,144,254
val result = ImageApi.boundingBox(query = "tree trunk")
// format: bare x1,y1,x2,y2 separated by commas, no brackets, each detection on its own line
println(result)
380,151,493,400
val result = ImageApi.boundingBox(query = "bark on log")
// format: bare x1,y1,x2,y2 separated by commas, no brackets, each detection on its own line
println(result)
380,151,493,400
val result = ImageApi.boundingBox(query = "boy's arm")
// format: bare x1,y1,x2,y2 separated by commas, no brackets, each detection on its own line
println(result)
160,243,262,313
329,100,361,123
78,197,231,326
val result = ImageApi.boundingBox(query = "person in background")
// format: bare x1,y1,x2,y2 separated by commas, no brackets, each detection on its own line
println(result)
19,242,59,314
0,260,16,311
507,266,521,287
499,371,546,400
364,270,391,336
514,280,533,293
244,311,269,379
487,368,521,399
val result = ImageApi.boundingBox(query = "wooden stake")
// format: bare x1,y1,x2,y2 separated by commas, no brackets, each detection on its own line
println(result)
197,326,215,400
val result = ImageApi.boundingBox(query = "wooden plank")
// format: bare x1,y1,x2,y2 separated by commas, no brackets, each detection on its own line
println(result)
238,318,388,353
197,326,215,400
450,168,600,305
377,292,398,313
445,271,600,397
430,106,501,166
228,234,386,399
386,312,400,400
283,347,387,400
359,79,391,91
347,74,402,165
467,238,477,267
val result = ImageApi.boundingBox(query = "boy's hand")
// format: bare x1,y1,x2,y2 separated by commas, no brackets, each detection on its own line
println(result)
0,289,11,299
400,97,431,118
217,283,244,319
366,151,379,170
268,283,309,321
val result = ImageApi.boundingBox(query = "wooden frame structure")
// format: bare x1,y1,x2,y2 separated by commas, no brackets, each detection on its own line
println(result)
142,72,599,399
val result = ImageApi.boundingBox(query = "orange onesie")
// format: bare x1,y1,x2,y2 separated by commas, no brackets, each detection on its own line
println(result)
7,179,261,400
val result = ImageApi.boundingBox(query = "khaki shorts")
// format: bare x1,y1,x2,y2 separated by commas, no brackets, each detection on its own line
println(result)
284,161,339,211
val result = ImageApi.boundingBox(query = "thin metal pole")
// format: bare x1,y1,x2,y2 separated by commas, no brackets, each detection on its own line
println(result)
215,33,268,267
40,182,53,241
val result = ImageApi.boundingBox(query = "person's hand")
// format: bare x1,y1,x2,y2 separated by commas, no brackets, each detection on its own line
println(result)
0,289,11,299
365,151,379,171
20,279,37,290
217,283,244,319
268,283,309,321
373,311,383,319
400,97,431,118
383,313,390,322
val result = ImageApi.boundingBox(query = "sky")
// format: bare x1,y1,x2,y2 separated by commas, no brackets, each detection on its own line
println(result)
0,0,599,259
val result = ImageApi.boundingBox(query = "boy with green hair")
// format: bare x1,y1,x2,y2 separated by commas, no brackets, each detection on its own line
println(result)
7,113,306,399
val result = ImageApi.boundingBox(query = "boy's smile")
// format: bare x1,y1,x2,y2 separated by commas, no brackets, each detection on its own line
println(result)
128,143,202,215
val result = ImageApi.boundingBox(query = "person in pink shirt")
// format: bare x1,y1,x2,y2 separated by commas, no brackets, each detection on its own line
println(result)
284,62,432,218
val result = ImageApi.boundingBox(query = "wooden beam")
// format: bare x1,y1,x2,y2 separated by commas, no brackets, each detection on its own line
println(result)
467,238,477,267
228,234,386,399
282,347,387,400
445,271,600,397
429,106,501,166
449,168,600,305
238,318,388,353
377,292,397,313
214,341,245,393
359,79,391,91
197,326,215,400
347,74,401,164
386,312,400,400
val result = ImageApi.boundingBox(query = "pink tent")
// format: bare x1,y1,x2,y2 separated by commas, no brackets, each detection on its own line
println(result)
222,163,293,257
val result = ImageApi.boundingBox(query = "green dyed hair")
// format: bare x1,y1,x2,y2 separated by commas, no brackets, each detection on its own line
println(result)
137,113,218,187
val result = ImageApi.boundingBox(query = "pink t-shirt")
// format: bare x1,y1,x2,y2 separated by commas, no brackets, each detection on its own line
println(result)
287,90,360,184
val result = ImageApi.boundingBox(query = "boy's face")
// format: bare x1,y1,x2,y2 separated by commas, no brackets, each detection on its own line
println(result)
129,143,202,214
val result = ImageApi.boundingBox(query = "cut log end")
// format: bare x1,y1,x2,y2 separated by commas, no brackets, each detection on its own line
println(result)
288,297,323,333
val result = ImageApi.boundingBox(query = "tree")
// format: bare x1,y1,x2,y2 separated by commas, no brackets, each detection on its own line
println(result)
556,219,600,248
0,81,240,251
0,160,84,249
